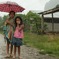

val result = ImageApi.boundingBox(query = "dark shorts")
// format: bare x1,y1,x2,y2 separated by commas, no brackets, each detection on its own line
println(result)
12,37,23,47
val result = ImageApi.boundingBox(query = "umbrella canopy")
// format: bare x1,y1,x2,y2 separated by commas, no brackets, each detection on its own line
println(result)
0,1,25,12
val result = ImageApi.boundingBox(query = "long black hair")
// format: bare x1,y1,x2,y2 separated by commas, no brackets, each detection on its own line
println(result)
14,16,23,28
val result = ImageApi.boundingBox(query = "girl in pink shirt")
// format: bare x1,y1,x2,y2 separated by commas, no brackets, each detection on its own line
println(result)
12,16,24,59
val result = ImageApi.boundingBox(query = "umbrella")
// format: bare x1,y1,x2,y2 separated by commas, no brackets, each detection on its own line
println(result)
0,1,25,12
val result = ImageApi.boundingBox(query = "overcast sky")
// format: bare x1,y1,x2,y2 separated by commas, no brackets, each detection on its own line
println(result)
0,0,50,16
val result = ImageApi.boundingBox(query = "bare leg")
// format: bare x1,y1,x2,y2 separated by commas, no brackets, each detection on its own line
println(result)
7,42,9,55
13,45,16,58
9,30,13,56
5,42,10,58
10,44,13,57
18,46,21,58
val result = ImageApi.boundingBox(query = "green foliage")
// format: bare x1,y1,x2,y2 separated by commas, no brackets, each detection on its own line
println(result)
0,11,47,34
25,11,42,34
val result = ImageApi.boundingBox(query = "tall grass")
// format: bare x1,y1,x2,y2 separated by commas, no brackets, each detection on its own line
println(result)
23,32,59,56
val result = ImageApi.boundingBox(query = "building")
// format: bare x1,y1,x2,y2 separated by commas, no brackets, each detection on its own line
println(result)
38,5,59,33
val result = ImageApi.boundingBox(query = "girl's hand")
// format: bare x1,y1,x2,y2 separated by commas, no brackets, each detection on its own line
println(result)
6,19,13,26
18,24,24,31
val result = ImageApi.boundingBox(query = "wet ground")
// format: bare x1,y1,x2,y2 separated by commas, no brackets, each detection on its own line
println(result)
0,34,59,59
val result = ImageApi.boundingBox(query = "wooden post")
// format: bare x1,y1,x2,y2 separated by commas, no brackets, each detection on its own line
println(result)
41,14,44,33
52,13,54,33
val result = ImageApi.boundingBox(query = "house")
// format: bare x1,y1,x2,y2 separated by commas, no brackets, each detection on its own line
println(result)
38,5,59,33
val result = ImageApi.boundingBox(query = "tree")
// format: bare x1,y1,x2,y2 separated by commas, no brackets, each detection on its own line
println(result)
26,11,41,34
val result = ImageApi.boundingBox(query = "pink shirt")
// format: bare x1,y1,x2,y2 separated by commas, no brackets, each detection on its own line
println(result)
14,27,24,38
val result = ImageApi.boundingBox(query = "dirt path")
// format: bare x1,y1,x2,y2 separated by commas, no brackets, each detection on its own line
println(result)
0,34,59,59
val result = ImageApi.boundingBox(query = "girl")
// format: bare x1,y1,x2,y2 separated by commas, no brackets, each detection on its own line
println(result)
3,11,15,57
12,16,24,59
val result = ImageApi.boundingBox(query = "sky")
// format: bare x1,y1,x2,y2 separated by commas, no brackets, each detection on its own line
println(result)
0,0,50,16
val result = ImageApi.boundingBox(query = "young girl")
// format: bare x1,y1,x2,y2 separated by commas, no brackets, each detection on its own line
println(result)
3,11,15,57
12,16,24,59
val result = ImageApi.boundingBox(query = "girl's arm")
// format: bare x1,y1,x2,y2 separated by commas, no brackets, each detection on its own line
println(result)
6,19,13,26
18,24,24,31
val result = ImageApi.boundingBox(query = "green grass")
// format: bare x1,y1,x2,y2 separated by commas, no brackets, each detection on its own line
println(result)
23,32,59,57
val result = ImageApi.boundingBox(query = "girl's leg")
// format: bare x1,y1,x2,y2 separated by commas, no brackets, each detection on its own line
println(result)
13,45,16,58
10,30,13,56
10,44,13,57
18,46,21,58
5,42,10,58
6,42,9,55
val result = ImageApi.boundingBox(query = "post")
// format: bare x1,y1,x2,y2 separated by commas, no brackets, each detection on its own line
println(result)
52,13,54,33
41,14,44,33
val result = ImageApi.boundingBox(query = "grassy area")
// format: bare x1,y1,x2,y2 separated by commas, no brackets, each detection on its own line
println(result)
23,32,59,56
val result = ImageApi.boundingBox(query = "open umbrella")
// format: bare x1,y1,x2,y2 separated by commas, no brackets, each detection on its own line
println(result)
0,1,25,12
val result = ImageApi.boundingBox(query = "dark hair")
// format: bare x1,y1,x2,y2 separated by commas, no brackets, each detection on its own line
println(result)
9,11,15,15
14,16,23,28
